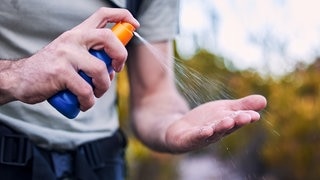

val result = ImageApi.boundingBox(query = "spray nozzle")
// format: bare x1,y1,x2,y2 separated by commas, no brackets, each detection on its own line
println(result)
111,22,135,45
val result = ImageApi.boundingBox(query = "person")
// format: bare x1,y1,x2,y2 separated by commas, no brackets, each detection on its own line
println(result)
0,0,267,179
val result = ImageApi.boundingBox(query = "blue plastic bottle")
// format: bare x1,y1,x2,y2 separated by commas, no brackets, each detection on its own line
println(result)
47,22,135,119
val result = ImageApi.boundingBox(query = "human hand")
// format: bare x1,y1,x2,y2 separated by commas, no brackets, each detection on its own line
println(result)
1,8,139,111
164,94,267,153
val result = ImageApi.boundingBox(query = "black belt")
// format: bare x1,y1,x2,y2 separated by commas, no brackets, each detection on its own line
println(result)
78,129,127,169
0,125,32,166
0,123,127,169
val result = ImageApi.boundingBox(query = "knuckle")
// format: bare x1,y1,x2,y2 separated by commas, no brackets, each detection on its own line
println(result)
105,78,111,88
48,31,78,59
121,9,132,16
102,28,113,38
93,60,107,75
49,62,68,78
86,97,95,109
97,7,131,17
97,7,108,14
120,49,128,60
96,7,115,20
95,7,106,18
114,48,128,62
95,84,109,98
55,47,70,61
77,84,95,111
80,85,93,98
81,97,95,111
59,29,83,45
93,76,110,97
96,29,113,43
60,30,75,42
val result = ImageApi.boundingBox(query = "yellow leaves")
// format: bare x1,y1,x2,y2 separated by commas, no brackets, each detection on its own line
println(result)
118,48,320,179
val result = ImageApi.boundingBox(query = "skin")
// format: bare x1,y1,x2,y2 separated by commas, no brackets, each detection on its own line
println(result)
0,8,140,111
0,7,267,154
127,41,267,153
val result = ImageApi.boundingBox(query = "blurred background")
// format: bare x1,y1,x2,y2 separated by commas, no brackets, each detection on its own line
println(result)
118,0,320,179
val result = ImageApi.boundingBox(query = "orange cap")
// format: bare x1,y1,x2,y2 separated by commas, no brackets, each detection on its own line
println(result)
111,22,135,46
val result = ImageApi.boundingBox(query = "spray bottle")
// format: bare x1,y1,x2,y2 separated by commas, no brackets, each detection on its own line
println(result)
48,22,135,119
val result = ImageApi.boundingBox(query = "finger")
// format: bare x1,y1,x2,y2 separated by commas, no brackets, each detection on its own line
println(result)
75,51,111,98
199,125,223,144
194,122,229,142
200,117,235,143
90,65,111,98
183,126,217,150
83,28,128,72
224,111,261,135
246,110,261,122
233,111,253,126
75,7,140,29
109,71,115,81
232,94,267,111
64,70,95,111
213,117,235,133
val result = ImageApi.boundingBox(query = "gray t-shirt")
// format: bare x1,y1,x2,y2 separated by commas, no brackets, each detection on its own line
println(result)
0,0,179,150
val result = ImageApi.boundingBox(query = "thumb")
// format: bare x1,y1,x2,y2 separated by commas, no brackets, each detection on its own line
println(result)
234,94,267,111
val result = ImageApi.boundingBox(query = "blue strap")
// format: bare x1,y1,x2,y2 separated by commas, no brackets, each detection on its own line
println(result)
51,152,73,178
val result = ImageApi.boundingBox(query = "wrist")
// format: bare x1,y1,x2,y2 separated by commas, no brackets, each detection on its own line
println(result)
0,60,20,104
132,112,185,153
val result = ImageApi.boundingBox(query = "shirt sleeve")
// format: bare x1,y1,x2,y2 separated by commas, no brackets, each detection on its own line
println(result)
134,0,180,43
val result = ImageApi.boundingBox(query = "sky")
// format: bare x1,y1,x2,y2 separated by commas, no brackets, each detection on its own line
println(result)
177,0,320,76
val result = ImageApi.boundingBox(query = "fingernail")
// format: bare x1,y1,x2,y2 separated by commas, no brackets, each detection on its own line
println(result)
116,64,124,72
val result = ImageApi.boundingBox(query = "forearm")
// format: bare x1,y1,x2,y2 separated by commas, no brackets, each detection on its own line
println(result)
0,57,46,105
0,60,21,104
127,41,189,152
0,55,56,105
130,86,189,152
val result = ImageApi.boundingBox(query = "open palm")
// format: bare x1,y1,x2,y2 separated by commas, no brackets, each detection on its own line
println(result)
165,95,267,153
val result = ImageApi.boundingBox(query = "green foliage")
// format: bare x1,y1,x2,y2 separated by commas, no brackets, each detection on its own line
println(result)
175,50,320,179
260,61,320,179
118,46,320,179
